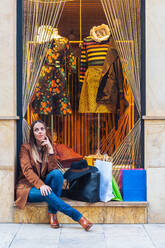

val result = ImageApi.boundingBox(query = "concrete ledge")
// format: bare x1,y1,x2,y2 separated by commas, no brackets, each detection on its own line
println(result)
0,166,14,171
14,199,148,224
143,116,165,120
0,116,19,120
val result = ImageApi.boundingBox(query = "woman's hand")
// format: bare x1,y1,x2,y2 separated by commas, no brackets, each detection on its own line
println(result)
41,136,54,154
40,184,52,196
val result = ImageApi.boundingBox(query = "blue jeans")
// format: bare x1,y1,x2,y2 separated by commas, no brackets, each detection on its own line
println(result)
27,169,82,222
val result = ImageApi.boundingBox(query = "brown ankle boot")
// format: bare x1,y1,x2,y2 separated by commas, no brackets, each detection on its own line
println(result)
48,213,60,228
79,216,93,231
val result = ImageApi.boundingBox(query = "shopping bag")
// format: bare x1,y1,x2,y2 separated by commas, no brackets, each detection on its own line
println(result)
95,159,114,202
63,171,100,203
112,176,123,201
121,169,147,201
120,168,143,194
63,160,100,202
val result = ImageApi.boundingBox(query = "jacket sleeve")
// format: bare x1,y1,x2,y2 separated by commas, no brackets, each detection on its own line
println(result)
65,40,76,72
115,57,129,112
116,57,124,100
19,145,44,189
79,40,88,84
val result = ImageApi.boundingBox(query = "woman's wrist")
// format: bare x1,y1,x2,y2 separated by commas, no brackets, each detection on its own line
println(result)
48,147,54,154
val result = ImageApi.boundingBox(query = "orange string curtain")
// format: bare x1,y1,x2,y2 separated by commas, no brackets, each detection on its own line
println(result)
22,0,73,141
100,0,141,167
101,0,141,115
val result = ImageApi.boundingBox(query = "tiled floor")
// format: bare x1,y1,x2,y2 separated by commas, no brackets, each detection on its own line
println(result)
0,223,165,248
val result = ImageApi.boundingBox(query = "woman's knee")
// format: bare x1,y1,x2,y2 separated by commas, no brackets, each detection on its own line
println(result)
44,191,54,202
50,169,63,181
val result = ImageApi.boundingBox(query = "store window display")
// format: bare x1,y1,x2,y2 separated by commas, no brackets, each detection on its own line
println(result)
32,27,76,115
79,24,128,114
21,0,140,198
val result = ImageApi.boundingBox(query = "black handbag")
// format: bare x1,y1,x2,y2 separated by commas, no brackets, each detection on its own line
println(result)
63,171,100,203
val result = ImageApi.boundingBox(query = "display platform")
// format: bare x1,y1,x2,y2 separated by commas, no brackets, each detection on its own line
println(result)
14,199,148,224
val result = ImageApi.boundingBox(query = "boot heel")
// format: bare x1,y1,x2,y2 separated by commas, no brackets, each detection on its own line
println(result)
79,216,93,231
48,213,60,228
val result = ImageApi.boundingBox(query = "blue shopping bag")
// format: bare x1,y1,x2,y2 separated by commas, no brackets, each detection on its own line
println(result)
122,169,147,201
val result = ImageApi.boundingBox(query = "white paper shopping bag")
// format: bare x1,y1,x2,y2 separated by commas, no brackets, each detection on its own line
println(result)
95,159,114,202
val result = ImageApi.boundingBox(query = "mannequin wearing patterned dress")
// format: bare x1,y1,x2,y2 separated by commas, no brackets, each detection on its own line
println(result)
32,30,76,115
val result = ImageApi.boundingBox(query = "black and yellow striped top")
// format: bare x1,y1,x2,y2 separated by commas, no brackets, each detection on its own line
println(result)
80,36,109,83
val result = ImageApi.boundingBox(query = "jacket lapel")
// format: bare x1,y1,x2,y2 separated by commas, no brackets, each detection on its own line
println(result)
41,152,48,178
36,162,41,176
28,147,41,176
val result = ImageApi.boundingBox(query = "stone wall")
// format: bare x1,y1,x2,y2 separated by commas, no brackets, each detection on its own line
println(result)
145,0,165,223
0,0,17,222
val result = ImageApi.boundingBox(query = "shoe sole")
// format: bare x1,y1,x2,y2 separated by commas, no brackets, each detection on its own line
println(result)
50,225,60,229
85,223,93,231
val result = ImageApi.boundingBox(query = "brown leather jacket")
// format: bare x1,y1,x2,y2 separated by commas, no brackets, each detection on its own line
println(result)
15,143,58,209
96,37,128,113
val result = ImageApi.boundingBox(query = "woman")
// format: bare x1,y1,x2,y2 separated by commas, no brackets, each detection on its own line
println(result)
16,120,93,231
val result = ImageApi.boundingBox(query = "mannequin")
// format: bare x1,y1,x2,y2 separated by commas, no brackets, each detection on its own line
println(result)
32,26,76,115
79,24,126,114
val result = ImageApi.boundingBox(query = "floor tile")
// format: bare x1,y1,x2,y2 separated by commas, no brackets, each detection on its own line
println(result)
144,224,165,248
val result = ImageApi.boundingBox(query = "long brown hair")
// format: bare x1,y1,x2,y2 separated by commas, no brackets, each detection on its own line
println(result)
29,120,52,163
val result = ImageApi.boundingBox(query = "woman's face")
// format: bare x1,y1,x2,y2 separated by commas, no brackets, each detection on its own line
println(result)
33,122,46,144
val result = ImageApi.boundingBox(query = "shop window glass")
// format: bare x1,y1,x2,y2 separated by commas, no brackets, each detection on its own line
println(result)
22,0,141,182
